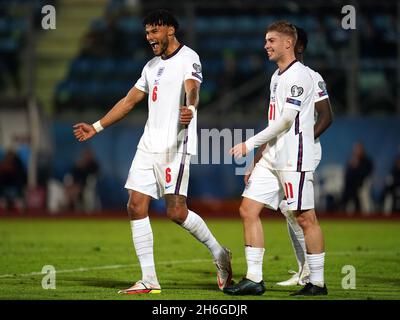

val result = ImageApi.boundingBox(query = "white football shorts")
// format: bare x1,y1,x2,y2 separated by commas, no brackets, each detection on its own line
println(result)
124,149,191,199
314,140,321,170
242,157,314,211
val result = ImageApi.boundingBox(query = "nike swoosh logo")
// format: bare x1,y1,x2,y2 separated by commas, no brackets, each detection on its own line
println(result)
165,185,173,189
287,201,296,205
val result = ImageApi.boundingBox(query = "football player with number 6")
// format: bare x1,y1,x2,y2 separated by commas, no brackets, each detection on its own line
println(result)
73,9,232,295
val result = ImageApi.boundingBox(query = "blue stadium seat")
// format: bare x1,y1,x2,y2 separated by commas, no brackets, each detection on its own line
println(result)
0,37,18,52
117,17,142,33
212,17,233,32
195,17,211,32
95,58,115,77
234,16,254,32
69,58,91,77
116,59,143,76
256,16,275,30
0,18,9,33
202,58,224,74
299,15,319,32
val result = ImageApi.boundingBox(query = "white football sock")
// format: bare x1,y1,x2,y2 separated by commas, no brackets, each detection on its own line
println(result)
131,217,159,285
279,200,308,273
245,246,265,283
181,210,224,260
306,252,325,287
287,222,307,272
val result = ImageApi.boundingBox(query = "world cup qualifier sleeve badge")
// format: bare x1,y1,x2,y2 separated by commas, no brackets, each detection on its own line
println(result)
318,81,328,97
290,85,303,97
192,63,202,73
192,63,203,81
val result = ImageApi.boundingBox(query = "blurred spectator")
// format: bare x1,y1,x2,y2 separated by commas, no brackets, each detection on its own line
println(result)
64,148,100,212
215,50,247,114
0,149,27,211
342,142,374,213
382,155,400,213
0,51,22,94
80,28,109,58
214,51,237,113
79,15,125,58
360,16,379,58
328,16,349,48
379,13,397,58
307,19,333,60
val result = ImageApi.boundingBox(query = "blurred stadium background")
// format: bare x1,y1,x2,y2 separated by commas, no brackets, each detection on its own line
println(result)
0,0,400,216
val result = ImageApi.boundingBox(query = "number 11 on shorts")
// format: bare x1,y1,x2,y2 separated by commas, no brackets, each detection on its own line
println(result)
284,182,294,199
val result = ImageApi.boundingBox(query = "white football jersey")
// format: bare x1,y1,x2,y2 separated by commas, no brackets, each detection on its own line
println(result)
262,60,315,172
134,45,202,155
306,66,329,165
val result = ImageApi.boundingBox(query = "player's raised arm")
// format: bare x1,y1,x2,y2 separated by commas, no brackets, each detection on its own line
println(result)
230,108,299,158
180,79,200,125
73,86,146,142
314,98,333,139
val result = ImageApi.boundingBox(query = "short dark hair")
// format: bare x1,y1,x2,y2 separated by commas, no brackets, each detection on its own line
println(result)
267,20,297,43
142,9,179,32
294,26,308,52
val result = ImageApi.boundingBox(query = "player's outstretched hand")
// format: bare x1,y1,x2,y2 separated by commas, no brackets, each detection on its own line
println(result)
229,142,249,158
179,106,193,125
73,123,97,142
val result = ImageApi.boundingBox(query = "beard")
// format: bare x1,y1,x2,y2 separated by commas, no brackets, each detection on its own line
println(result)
154,39,168,56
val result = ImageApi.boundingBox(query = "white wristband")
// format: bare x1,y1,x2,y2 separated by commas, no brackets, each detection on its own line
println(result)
188,105,196,114
92,120,104,133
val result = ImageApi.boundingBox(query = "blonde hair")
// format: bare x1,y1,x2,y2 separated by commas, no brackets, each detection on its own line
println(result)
267,21,297,43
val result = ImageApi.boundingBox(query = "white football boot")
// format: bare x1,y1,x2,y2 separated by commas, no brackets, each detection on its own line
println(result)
118,279,161,294
214,247,233,290
276,265,310,286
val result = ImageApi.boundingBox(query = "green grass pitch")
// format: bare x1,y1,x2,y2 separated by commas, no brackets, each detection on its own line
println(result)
0,217,399,300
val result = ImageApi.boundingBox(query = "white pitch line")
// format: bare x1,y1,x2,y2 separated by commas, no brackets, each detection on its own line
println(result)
0,250,396,279
0,258,213,279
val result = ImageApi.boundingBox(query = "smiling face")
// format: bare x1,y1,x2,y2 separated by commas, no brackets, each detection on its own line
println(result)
145,24,174,56
264,31,294,63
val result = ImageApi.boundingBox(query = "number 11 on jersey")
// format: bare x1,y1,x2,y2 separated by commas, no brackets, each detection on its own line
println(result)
269,103,276,120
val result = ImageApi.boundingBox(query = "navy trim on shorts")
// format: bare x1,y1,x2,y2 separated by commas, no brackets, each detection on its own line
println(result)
297,172,305,210
174,125,189,195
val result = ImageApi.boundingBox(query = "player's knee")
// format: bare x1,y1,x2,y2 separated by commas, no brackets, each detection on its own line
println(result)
296,211,317,230
296,215,308,229
166,206,186,224
127,200,147,219
239,204,255,220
